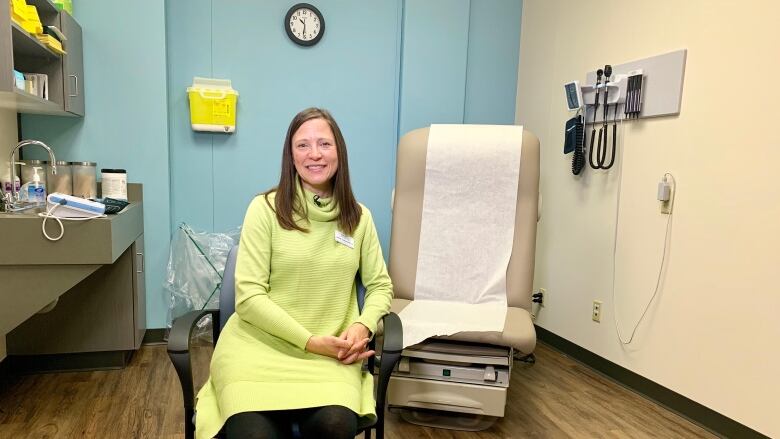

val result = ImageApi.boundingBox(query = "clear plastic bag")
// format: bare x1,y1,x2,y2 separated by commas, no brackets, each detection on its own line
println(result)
164,223,240,334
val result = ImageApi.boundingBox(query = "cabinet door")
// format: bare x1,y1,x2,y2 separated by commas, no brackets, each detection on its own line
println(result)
0,0,14,92
60,11,84,116
132,235,147,348
6,248,136,354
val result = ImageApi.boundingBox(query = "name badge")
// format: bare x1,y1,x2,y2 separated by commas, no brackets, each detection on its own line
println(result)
335,230,354,249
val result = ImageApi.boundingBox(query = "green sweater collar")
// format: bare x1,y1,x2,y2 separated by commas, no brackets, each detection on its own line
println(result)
297,178,339,223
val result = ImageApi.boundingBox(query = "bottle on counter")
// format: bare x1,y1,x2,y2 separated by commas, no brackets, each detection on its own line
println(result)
1,164,20,194
20,166,46,204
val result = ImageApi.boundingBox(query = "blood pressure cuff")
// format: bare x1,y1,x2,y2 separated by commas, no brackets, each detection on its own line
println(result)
563,115,583,154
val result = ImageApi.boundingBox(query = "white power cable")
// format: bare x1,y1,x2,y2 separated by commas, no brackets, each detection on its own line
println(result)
611,170,676,345
38,203,107,242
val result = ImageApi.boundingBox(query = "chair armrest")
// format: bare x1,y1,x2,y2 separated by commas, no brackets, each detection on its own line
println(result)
167,309,220,353
167,309,220,439
379,312,402,354
375,312,403,433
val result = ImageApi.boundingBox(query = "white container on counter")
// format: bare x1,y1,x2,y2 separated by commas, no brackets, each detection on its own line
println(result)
101,168,127,200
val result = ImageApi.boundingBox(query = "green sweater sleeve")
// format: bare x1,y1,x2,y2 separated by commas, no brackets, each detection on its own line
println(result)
234,196,313,351
354,208,394,335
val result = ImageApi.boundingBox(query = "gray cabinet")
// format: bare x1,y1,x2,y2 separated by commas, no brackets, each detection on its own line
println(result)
0,187,145,370
132,235,146,348
59,9,83,116
0,0,84,116
6,236,147,358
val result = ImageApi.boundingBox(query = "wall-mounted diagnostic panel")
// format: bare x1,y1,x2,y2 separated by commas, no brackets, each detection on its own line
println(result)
561,49,687,174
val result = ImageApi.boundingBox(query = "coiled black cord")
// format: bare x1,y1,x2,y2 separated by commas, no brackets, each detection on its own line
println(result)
572,120,585,175
601,102,618,170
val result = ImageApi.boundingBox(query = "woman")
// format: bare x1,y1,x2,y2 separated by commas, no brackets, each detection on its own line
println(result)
195,108,394,439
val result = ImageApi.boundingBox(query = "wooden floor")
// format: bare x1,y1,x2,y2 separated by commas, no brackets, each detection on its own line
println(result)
0,342,715,438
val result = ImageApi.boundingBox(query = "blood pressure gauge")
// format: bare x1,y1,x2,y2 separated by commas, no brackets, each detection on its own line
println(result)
564,81,583,111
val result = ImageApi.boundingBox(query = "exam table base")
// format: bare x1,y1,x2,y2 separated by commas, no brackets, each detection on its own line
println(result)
393,407,498,431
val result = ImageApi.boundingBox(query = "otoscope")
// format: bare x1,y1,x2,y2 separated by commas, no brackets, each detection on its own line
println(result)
588,68,603,169
599,65,612,167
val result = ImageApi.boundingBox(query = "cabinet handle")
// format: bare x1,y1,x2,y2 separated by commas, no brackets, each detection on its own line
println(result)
69,75,79,97
136,252,144,273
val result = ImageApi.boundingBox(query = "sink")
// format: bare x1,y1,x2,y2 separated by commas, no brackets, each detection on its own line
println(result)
0,203,45,216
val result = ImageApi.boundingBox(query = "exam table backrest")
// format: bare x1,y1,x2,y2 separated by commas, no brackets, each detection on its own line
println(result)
388,126,540,311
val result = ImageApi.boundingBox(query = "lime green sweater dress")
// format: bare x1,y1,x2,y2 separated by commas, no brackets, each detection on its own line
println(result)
194,185,393,439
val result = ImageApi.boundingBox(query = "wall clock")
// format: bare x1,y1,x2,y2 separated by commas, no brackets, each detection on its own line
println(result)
285,3,325,47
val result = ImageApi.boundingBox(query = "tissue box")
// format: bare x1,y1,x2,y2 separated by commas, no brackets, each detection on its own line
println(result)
13,70,25,90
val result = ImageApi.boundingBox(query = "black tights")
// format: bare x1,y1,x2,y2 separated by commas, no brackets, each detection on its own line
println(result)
225,405,357,439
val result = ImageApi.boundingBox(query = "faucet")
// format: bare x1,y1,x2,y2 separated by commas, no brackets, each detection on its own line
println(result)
0,175,7,212
7,140,57,207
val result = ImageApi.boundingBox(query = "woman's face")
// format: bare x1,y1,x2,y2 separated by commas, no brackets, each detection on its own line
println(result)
291,118,339,197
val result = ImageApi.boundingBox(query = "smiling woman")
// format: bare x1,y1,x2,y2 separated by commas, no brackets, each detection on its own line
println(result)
272,107,362,234
292,118,339,198
192,107,394,439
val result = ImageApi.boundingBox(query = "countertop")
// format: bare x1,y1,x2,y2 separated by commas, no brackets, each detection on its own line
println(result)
0,201,144,265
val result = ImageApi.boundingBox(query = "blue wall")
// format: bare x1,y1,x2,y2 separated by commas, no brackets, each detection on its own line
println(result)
21,0,171,329
166,0,402,251
400,0,523,133
21,0,522,329
464,0,524,124
398,0,471,136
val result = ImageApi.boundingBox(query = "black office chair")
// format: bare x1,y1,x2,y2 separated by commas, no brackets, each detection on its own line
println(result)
167,245,403,439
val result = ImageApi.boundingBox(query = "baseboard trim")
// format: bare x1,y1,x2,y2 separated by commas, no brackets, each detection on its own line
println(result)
535,325,768,439
3,350,133,374
142,328,168,345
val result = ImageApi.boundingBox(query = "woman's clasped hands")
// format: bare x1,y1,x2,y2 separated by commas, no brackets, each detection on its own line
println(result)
305,323,374,365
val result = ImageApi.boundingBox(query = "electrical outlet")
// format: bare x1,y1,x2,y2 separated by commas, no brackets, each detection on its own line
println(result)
539,288,547,307
592,300,602,322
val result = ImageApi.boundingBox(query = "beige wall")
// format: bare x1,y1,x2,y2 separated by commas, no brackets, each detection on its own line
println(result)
0,109,15,359
517,1,779,436
0,109,16,182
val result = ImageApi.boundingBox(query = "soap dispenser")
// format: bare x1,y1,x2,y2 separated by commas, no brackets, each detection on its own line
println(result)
27,166,46,204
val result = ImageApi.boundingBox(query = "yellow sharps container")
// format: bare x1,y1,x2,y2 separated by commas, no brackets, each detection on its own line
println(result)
187,77,239,133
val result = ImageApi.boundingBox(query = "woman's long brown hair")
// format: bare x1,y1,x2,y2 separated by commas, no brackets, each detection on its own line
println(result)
264,107,362,234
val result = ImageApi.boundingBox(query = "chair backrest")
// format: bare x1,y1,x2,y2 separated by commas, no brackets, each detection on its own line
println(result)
218,245,239,330
218,244,366,331
388,126,540,310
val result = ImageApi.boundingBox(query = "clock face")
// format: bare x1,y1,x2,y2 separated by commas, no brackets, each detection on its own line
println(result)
286,4,324,46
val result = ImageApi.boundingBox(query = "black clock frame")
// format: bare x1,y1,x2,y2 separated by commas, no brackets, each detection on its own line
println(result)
284,3,325,47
